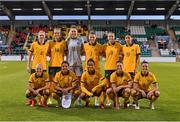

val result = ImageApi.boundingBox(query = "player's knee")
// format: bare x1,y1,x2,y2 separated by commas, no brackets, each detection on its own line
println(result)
130,89,137,97
25,92,31,98
44,89,50,96
52,93,59,100
94,90,101,97
106,88,112,94
123,88,131,98
125,88,131,93
80,92,86,99
25,90,32,98
155,91,160,97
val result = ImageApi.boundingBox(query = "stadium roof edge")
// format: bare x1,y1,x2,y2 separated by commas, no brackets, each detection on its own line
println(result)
0,0,178,1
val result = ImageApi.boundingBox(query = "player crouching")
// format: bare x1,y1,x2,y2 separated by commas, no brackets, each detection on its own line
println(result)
131,60,160,109
106,61,132,109
25,64,50,107
52,61,80,108
80,59,106,108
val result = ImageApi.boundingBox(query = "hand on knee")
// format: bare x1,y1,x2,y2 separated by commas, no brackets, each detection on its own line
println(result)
130,89,137,97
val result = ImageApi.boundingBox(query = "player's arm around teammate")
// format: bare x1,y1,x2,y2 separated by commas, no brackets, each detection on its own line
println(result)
131,60,160,109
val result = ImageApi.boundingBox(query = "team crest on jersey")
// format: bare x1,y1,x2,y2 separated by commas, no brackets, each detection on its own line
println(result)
126,52,130,57
55,48,60,52
94,77,99,81
40,51,43,55
77,40,81,45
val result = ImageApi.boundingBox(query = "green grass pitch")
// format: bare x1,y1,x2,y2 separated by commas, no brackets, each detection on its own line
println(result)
0,61,180,121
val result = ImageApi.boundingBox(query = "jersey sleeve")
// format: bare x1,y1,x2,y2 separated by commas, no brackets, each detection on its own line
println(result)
134,73,140,83
102,44,107,55
80,72,86,84
44,73,50,82
99,72,105,81
29,42,34,52
71,72,78,87
99,44,103,54
151,73,157,84
118,43,123,52
71,72,78,82
125,72,132,82
80,72,92,96
122,46,125,56
54,73,59,83
136,45,141,55
63,40,67,52
110,72,117,84
28,74,34,83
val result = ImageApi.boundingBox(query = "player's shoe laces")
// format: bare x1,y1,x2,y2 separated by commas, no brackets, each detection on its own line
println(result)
150,102,155,110
135,103,140,109
94,99,99,107
106,102,111,107
77,97,82,107
47,98,53,105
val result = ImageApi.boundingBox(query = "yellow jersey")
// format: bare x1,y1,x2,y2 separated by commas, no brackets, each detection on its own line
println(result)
54,71,77,88
28,72,49,89
83,42,103,71
29,41,49,70
81,70,104,95
134,72,157,92
48,40,67,67
103,42,123,70
123,44,140,72
110,71,131,86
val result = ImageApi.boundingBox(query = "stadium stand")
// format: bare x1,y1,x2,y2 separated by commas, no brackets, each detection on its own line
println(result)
0,0,179,58
173,26,180,38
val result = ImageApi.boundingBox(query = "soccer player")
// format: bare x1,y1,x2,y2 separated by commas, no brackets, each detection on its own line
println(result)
25,64,50,107
83,31,103,72
122,35,140,79
27,30,49,74
131,60,160,109
66,25,84,105
48,28,67,104
80,59,106,107
66,25,83,80
83,31,103,106
53,61,80,107
48,28,66,80
106,61,132,109
103,32,123,106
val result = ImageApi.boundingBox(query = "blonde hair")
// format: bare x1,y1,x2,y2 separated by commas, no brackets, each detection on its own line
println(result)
38,30,46,40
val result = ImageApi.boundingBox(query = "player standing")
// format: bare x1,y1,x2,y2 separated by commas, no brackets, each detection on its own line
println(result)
27,30,49,74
